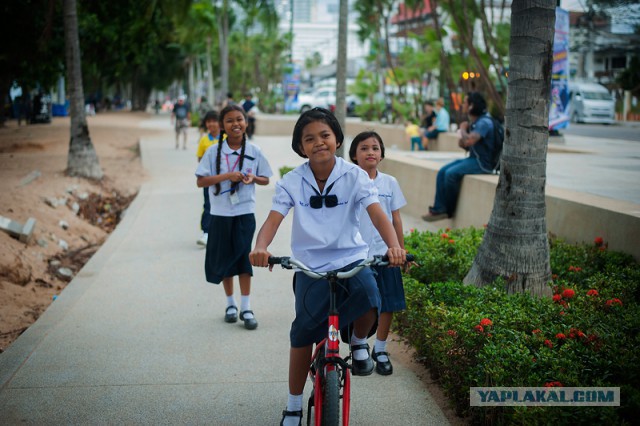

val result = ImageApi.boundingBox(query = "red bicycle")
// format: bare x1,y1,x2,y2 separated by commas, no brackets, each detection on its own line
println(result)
268,254,413,426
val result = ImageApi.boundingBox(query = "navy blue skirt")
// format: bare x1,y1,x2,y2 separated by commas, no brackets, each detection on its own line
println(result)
290,261,381,348
372,265,406,313
205,214,255,284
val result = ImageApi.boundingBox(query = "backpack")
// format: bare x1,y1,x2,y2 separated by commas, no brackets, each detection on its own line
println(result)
485,115,504,173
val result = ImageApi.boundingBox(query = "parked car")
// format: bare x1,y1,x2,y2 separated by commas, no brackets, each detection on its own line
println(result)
568,82,616,124
296,88,359,116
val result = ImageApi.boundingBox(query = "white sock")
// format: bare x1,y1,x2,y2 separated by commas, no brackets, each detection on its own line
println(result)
350,333,369,361
374,339,389,362
226,296,237,313
240,295,253,319
282,393,303,426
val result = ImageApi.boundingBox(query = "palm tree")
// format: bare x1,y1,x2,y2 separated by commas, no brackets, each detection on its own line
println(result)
63,0,102,179
463,0,556,297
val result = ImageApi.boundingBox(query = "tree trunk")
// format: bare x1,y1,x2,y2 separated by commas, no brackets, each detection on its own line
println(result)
63,0,102,180
206,36,215,106
335,0,348,157
219,0,230,104
463,0,556,297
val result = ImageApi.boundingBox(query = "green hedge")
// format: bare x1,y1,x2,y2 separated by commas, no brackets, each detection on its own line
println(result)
396,228,640,425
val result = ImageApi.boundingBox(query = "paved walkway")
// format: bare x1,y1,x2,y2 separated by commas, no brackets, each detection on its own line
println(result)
0,115,450,425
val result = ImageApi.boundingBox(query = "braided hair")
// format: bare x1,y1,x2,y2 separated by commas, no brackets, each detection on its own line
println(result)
213,105,248,196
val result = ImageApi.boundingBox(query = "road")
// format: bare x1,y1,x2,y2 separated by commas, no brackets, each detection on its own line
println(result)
560,121,640,142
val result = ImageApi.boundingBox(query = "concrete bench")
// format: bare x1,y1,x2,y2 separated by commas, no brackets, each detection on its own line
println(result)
378,151,640,261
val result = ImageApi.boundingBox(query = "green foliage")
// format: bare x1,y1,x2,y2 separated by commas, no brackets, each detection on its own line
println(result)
396,228,640,424
279,166,294,178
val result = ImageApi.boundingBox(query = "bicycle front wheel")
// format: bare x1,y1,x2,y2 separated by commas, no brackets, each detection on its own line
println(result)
322,369,340,425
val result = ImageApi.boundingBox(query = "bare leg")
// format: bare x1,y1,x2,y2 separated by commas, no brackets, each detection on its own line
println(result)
353,308,377,338
289,345,313,395
376,312,393,341
222,276,234,297
238,273,251,296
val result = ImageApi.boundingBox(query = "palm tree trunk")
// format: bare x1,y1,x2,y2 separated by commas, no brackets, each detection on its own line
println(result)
335,0,349,157
63,0,102,180
463,0,556,297
206,36,215,105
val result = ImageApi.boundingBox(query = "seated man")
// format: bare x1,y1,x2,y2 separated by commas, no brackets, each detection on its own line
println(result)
421,92,497,221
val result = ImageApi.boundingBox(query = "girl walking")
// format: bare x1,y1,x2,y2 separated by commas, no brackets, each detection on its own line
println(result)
195,105,273,330
349,131,408,375
249,108,406,425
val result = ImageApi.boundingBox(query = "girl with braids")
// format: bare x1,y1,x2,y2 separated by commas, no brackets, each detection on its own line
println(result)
195,105,273,330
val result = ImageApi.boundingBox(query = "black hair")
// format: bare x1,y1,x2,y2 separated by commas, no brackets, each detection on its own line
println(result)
424,100,435,107
291,107,344,158
203,110,219,123
466,92,487,116
213,105,247,196
349,131,385,164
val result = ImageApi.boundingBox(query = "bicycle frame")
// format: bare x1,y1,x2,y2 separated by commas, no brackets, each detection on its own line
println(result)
269,255,412,426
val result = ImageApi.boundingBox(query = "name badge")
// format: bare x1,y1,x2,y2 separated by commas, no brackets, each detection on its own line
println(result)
229,191,240,205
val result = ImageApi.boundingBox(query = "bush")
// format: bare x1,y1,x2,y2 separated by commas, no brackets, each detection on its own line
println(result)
396,228,640,425
279,166,295,178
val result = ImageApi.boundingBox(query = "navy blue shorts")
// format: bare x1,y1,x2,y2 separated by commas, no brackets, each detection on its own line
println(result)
289,261,381,348
372,265,406,313
205,214,255,284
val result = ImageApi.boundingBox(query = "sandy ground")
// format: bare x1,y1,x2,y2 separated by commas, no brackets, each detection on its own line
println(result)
0,111,162,352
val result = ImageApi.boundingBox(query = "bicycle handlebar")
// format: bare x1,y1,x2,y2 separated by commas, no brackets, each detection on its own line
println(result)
268,254,415,280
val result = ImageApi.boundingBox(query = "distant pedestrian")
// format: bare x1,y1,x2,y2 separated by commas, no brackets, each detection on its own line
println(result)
349,130,409,376
195,110,223,247
172,95,191,150
195,105,273,330
242,93,257,140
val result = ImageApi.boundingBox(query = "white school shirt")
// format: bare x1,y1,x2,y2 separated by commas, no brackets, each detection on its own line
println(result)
272,157,379,272
359,171,407,257
195,140,273,216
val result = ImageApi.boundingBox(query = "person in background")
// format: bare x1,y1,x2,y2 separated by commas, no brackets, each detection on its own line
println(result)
242,93,257,140
172,95,191,150
421,92,495,221
405,119,423,151
424,97,450,145
420,101,437,149
196,110,222,247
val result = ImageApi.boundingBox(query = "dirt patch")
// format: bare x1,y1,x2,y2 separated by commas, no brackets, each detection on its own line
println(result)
0,111,162,352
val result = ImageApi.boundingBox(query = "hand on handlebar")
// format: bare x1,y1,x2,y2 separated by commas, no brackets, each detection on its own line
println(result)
385,247,406,267
249,248,274,270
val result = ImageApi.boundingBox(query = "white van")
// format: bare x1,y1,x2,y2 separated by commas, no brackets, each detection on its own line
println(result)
568,82,616,124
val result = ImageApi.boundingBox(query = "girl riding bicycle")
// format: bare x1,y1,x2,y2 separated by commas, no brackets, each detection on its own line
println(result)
249,108,406,426
349,131,408,376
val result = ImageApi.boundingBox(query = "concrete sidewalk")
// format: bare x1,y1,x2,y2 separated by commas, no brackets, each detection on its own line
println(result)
0,115,449,424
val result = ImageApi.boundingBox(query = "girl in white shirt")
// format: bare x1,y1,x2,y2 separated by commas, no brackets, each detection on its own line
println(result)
249,108,406,426
350,131,408,376
196,105,273,330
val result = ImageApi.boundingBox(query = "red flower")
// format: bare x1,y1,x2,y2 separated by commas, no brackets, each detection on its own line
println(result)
568,265,582,272
440,233,449,239
552,274,558,280
409,228,415,233
562,289,575,299
447,329,457,337
544,381,563,388
445,227,451,232
559,311,566,316
599,246,606,251
448,239,455,244
586,289,599,297
556,333,566,340
577,331,586,339
552,294,562,303
532,329,542,334
479,318,493,327
605,298,623,307
594,236,604,246
474,325,484,333
532,358,537,363
544,339,553,348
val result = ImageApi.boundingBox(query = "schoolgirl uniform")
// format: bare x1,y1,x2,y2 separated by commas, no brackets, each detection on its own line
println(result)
195,139,273,283
272,156,382,347
359,172,407,313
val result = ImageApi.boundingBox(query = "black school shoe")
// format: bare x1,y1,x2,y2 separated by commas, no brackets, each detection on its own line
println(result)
224,306,238,323
350,343,374,376
372,350,393,376
280,409,302,426
240,310,258,330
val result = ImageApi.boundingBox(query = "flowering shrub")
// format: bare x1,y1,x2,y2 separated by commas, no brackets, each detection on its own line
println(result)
397,228,640,425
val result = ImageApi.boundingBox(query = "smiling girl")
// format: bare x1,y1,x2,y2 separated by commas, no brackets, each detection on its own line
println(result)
249,108,406,425
195,105,273,330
